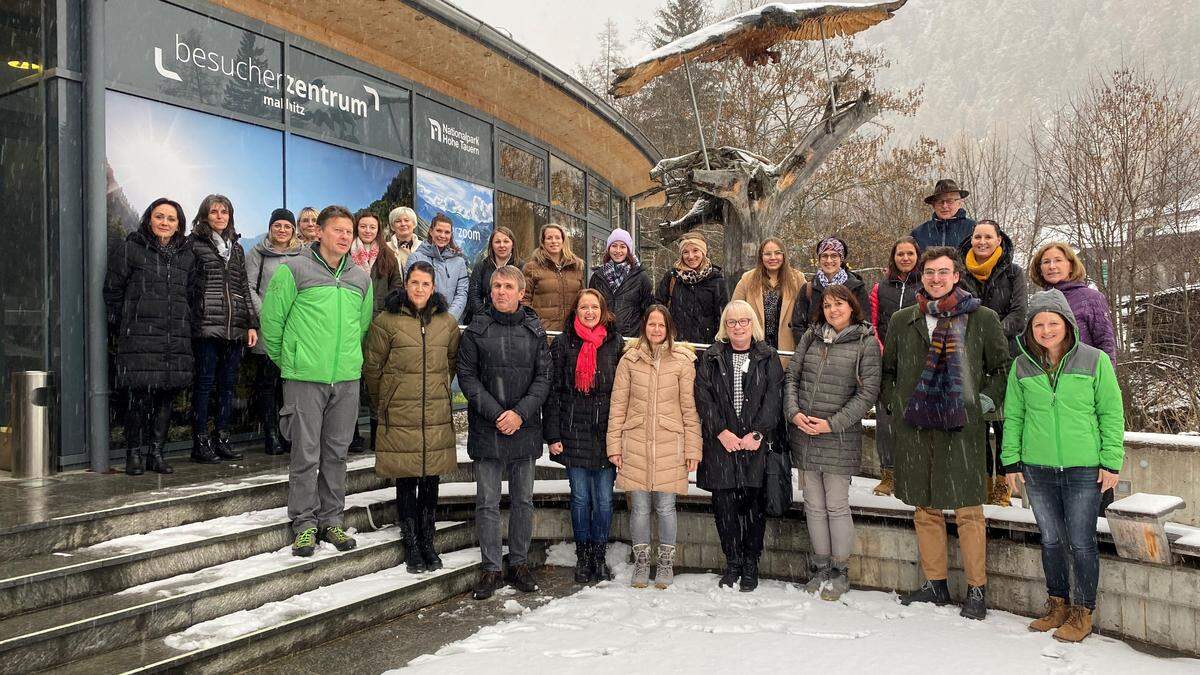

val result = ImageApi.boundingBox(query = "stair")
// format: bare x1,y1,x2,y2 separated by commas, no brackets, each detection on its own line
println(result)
0,450,536,674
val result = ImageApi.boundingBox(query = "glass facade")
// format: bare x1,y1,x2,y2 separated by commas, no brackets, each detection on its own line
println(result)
550,155,584,215
496,193,549,261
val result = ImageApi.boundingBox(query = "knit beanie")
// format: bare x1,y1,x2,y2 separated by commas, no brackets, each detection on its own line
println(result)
269,208,297,228
678,232,709,257
606,228,636,262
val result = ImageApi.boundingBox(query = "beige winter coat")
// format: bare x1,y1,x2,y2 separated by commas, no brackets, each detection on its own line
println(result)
606,342,702,494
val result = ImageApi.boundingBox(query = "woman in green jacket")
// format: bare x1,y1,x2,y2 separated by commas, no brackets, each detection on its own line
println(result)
1002,289,1124,644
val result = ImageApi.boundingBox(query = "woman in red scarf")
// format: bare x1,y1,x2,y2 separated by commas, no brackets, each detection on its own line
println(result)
543,289,625,583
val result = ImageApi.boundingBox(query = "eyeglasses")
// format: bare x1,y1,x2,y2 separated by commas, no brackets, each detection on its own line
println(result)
818,253,842,261
725,318,751,328
933,197,960,206
922,268,956,278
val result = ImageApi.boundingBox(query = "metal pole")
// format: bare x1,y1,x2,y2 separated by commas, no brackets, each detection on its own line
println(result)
682,57,711,171
85,0,110,473
818,19,837,110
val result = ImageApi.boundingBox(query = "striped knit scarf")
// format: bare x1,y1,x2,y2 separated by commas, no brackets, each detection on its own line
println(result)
903,287,981,431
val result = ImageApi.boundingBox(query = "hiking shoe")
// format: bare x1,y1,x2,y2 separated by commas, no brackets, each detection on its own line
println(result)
504,564,539,593
320,526,357,552
1052,605,1093,642
820,565,850,602
292,527,318,557
1030,596,1069,632
900,579,951,606
472,570,502,600
873,468,895,496
739,558,760,592
631,544,652,588
654,544,676,589
960,585,988,620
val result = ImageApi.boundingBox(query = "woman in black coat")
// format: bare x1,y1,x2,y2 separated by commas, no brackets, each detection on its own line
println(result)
104,198,195,475
790,236,870,338
695,299,785,593
465,226,524,326
588,229,653,337
655,232,728,344
187,194,257,464
544,289,624,583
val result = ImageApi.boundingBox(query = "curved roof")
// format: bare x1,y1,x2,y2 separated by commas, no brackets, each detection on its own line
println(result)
211,0,661,198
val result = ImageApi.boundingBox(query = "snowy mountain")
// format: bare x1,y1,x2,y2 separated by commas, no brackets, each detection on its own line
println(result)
856,0,1200,144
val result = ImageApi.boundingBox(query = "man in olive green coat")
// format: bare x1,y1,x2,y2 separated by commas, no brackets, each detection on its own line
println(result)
881,246,1010,620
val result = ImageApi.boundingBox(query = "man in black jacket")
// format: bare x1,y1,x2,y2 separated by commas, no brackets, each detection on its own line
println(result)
457,265,551,600
911,179,976,251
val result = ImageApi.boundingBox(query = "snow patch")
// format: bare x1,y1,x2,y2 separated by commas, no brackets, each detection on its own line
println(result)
1108,493,1186,516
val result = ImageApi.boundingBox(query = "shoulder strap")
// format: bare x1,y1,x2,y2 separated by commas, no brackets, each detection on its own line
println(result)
255,253,265,294
668,272,677,300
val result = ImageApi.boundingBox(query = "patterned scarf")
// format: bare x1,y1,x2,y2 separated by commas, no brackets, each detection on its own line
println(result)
676,263,719,285
601,260,630,289
210,233,231,261
573,316,608,393
350,238,379,275
817,267,849,288
903,287,982,431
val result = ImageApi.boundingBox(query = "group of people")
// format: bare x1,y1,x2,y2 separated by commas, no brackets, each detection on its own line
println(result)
104,176,1124,644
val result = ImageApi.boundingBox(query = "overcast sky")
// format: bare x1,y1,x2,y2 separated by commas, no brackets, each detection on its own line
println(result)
447,0,659,74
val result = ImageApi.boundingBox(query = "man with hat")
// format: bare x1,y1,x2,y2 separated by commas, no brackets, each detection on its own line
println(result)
911,179,975,251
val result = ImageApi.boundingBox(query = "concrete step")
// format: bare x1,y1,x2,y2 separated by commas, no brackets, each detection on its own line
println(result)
0,487,398,620
0,522,473,673
52,547,487,675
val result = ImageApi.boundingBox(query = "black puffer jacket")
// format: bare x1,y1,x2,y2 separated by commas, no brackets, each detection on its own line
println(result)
655,266,728,344
694,340,785,492
457,305,552,461
789,270,870,339
958,230,1028,353
542,317,624,469
188,233,257,340
870,270,920,348
911,208,976,250
589,263,654,337
104,230,195,390
464,254,525,327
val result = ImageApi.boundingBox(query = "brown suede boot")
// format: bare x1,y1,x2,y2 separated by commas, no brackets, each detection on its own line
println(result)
1052,605,1093,642
1029,596,1069,632
989,476,1012,507
873,469,895,496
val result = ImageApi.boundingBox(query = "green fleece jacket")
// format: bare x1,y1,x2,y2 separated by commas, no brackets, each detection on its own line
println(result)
1001,289,1125,473
260,244,373,384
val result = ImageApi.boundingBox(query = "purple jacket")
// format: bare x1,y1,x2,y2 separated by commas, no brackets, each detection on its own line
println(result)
1051,281,1117,361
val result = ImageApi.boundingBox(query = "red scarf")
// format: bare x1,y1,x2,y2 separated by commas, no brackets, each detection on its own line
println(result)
573,316,608,393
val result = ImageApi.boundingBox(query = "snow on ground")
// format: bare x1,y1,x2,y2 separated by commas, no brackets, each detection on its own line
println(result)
398,562,1200,675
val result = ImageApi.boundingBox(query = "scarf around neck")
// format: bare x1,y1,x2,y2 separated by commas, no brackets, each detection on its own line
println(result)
601,260,630,289
903,287,982,431
572,316,608,393
350,238,379,275
965,246,1003,282
210,232,231,261
676,263,718,285
817,267,849,288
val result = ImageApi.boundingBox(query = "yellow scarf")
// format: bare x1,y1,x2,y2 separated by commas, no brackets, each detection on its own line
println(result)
965,246,1003,282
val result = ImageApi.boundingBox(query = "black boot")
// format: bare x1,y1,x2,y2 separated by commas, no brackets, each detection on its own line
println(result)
348,427,366,454
960,585,988,620
145,442,174,474
399,518,426,574
591,542,613,581
125,447,145,476
418,504,443,571
900,579,951,606
190,435,221,464
263,411,284,455
212,430,243,460
574,542,591,583
369,417,378,453
739,557,760,592
719,557,743,589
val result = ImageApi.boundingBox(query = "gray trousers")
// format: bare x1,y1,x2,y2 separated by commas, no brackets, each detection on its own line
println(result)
628,490,677,546
802,470,854,562
281,379,359,532
475,457,535,572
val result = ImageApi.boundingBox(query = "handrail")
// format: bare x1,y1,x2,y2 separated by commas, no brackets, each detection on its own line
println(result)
457,325,797,357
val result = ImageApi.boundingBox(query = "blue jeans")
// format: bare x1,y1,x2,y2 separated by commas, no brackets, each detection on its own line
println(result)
566,466,616,543
193,338,244,435
1022,464,1103,609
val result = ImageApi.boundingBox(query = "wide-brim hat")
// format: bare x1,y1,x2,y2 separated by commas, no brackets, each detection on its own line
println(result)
924,179,970,205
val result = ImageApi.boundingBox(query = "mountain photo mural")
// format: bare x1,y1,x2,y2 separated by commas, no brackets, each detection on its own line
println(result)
415,168,494,266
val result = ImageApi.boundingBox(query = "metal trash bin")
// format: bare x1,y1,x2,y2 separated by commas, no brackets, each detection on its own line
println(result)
10,371,52,479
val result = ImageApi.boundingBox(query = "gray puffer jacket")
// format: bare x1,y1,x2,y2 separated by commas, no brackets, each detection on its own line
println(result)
245,240,301,354
784,321,882,475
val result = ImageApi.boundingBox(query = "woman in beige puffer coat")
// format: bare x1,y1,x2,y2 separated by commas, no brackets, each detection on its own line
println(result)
607,305,701,588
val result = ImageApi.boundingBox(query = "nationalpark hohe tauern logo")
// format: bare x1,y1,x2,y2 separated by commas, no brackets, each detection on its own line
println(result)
155,34,380,119
428,118,482,156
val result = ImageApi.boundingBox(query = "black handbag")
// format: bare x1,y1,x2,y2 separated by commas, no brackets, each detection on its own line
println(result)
764,443,794,517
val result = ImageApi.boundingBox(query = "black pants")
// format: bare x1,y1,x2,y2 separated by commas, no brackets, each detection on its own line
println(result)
396,475,440,522
712,486,767,561
250,353,282,427
123,388,179,447
985,420,1004,477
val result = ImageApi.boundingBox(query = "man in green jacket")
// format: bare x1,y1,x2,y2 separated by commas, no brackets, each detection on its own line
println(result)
261,205,373,557
881,246,1010,620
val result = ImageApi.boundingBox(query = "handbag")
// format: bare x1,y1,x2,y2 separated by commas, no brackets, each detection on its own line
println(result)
764,442,794,517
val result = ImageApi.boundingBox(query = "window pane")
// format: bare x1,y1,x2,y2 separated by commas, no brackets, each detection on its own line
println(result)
1,1,43,90
611,194,622,228
551,209,586,261
588,178,610,219
589,229,610,269
550,155,583,214
414,169,494,264
496,193,548,261
499,141,545,191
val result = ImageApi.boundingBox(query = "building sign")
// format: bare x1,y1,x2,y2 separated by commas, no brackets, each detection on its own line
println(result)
105,0,411,156
414,95,493,184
